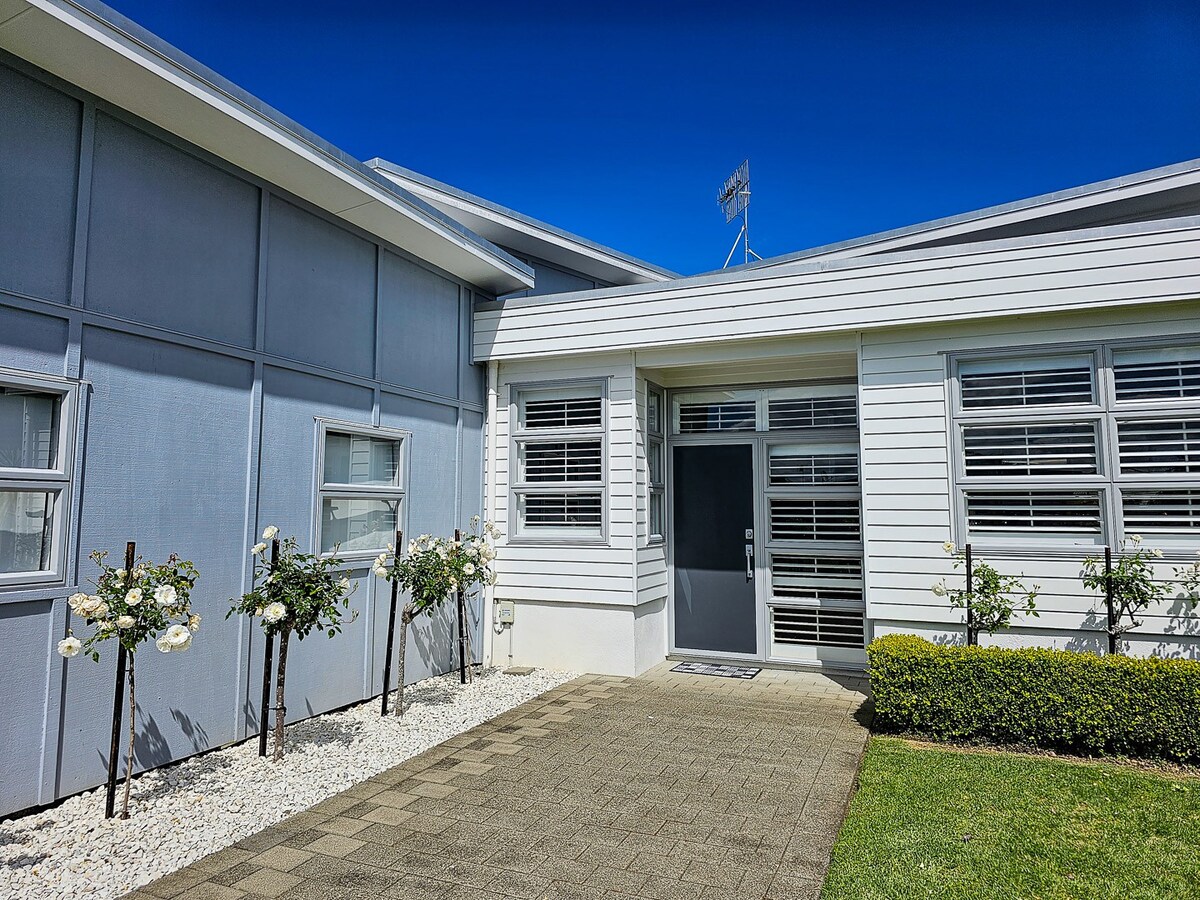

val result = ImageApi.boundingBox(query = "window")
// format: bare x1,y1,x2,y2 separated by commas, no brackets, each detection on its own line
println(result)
317,423,407,555
512,382,605,540
952,343,1200,548
646,384,665,543
672,384,857,435
0,373,76,587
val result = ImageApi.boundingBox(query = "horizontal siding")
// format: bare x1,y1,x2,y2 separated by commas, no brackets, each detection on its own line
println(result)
861,302,1200,656
476,223,1200,360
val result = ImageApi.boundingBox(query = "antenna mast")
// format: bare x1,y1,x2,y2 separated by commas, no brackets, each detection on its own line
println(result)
717,159,761,267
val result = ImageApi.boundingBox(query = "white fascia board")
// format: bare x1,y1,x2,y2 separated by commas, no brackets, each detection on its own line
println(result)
0,0,534,295
367,160,677,287
472,216,1200,362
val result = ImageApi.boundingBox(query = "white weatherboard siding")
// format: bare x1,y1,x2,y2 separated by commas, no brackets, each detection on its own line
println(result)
483,352,667,675
474,219,1200,362
861,301,1200,658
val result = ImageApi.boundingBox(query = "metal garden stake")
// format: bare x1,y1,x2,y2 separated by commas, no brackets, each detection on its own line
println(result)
381,529,402,716
258,539,279,757
104,541,135,819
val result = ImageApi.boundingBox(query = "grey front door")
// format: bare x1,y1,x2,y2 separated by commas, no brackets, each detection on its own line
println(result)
672,443,757,655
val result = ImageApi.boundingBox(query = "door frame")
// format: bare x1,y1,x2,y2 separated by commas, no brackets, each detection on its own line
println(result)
664,379,864,666
666,432,766,661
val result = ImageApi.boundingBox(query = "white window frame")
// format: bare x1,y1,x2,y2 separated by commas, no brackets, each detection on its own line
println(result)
509,378,607,544
646,382,665,545
0,369,78,589
949,339,1200,555
314,419,409,560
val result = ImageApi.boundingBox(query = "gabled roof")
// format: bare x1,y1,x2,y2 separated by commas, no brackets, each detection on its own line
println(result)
714,155,1200,275
367,159,678,288
0,0,534,294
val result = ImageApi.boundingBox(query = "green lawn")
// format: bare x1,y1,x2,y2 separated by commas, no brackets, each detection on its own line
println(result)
821,736,1200,900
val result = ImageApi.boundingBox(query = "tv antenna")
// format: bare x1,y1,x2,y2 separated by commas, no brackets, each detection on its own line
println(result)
718,159,761,268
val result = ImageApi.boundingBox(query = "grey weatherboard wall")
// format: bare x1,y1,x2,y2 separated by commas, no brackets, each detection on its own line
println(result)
0,52,487,816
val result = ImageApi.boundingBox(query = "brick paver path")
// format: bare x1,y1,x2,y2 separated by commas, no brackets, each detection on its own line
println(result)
129,664,870,900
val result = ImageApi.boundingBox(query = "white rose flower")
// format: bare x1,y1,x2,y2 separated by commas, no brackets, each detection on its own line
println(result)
262,525,279,541
125,588,143,607
463,563,476,576
154,584,178,607
373,565,388,578
57,636,82,658
116,615,136,629
942,541,956,555
262,601,287,624
68,592,89,614
163,624,192,652
407,540,417,554
188,614,202,632
931,582,947,597
114,568,126,579
93,601,109,619
1130,534,1143,544
251,542,268,556
156,635,171,653
1153,548,1164,559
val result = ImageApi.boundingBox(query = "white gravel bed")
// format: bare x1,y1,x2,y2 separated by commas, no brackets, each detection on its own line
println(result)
0,666,576,900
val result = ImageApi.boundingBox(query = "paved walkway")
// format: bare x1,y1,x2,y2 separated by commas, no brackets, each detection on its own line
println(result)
130,664,871,900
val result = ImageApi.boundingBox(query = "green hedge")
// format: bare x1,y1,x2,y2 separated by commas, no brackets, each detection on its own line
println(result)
867,634,1200,762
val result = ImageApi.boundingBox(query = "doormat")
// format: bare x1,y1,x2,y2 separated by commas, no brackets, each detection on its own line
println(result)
671,662,761,679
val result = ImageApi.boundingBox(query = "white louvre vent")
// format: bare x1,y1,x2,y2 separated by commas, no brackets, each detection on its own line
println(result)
521,441,602,483
772,607,864,648
769,498,860,542
1118,420,1200,475
523,397,602,429
521,493,603,529
964,490,1103,535
769,451,858,485
771,554,863,580
962,423,1097,477
677,400,756,433
1122,489,1200,532
768,395,856,430
960,365,1093,409
1114,357,1200,401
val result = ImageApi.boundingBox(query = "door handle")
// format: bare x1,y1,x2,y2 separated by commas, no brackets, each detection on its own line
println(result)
745,543,753,581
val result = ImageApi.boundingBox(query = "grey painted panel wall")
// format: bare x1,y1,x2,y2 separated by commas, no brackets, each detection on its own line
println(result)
378,250,459,397
85,113,260,347
0,600,56,814
0,306,69,376
497,251,608,301
264,197,377,376
0,55,489,817
63,327,254,793
0,64,80,304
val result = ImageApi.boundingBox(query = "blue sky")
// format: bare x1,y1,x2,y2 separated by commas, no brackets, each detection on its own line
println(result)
108,0,1200,275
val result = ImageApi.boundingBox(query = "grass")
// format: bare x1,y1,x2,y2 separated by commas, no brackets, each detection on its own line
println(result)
821,736,1200,900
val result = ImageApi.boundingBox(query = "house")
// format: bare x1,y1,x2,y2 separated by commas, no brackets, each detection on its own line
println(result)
1,0,1198,818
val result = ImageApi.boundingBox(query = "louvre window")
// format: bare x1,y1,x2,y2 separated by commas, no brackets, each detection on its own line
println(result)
768,395,857,430
514,382,606,539
318,425,406,555
771,606,864,649
1122,490,1200,533
770,553,862,602
769,445,858,485
1117,420,1200,475
959,360,1093,409
1113,350,1200,401
964,490,1103,537
962,423,1098,477
769,498,860,542
0,376,76,587
677,400,756,433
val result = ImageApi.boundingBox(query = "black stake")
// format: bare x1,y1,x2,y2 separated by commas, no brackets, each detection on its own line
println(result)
1105,544,1117,655
258,539,279,757
455,528,467,684
104,541,135,819
965,542,975,647
381,529,402,716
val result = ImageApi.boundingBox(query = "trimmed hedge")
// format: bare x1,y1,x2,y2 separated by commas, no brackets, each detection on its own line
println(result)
867,634,1200,762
